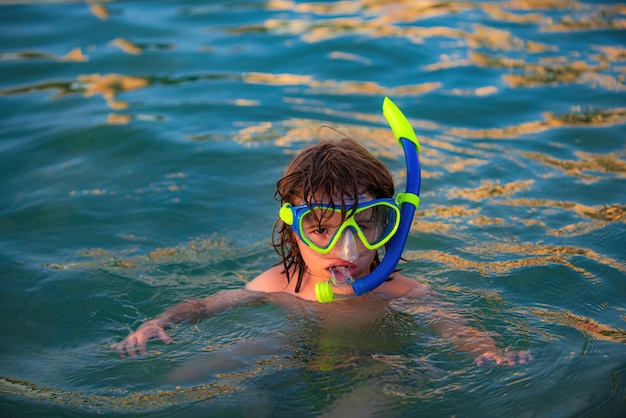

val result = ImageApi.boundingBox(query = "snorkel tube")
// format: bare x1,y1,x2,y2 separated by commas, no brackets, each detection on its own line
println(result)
315,97,421,302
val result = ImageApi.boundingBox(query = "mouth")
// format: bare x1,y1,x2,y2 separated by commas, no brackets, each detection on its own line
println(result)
328,262,358,278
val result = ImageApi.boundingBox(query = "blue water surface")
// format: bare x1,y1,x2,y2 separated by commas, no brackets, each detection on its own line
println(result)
1,1,625,417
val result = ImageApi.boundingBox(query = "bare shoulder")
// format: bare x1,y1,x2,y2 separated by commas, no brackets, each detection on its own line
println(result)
246,265,288,293
376,272,432,298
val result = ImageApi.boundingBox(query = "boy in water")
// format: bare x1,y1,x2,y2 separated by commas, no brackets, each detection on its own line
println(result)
115,104,530,367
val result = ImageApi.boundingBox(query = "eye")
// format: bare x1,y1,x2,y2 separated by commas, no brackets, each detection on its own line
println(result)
355,208,376,224
308,225,329,235
357,220,376,231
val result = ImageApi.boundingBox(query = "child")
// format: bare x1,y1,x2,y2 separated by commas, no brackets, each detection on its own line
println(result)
115,100,530,367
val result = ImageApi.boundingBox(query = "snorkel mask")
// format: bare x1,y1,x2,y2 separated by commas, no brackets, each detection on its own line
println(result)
280,97,422,302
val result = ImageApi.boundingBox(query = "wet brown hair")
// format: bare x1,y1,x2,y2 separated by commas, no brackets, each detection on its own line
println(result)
272,133,395,292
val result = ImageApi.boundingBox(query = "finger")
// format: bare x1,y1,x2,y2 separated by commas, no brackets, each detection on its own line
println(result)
517,350,533,364
493,355,507,366
114,342,127,358
125,340,139,357
137,340,148,355
474,352,494,366
156,329,173,344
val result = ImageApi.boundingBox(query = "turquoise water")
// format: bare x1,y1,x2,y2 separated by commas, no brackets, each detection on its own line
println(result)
1,1,625,416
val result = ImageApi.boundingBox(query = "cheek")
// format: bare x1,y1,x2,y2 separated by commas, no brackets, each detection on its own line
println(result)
297,239,319,263
360,250,376,269
297,242,330,278
294,235,316,261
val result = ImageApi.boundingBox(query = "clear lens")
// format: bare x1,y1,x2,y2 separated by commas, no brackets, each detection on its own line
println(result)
300,208,343,248
354,204,395,246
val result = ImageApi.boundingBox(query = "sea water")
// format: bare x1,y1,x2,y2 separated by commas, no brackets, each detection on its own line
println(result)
0,1,624,417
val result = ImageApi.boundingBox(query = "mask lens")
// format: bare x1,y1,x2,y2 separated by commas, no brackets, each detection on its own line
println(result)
300,207,343,250
354,204,397,246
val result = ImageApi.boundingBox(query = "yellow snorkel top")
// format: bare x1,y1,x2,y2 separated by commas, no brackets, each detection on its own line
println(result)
382,96,421,153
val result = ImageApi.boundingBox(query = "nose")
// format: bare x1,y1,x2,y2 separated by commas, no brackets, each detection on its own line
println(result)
334,227,359,262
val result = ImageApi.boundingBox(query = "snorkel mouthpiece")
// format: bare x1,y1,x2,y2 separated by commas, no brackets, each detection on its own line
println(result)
316,97,422,303
315,265,355,303
329,265,353,286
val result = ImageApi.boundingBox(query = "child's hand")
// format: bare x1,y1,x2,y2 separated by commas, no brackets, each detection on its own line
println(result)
114,320,173,357
474,349,533,366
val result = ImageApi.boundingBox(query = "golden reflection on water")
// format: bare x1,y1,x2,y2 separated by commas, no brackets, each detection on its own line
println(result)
513,307,626,345
79,73,149,110
448,179,535,201
522,150,626,181
89,1,110,20
0,48,88,63
259,0,625,92
0,72,150,111
404,248,579,277
449,107,626,139
45,235,242,277
0,376,237,413
110,38,143,55
404,239,625,279
243,72,313,86
423,167,625,236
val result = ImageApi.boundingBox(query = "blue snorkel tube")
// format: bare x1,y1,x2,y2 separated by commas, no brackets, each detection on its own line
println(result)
315,97,421,302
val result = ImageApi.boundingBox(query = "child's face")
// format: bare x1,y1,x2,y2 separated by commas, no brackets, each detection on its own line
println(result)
293,194,378,284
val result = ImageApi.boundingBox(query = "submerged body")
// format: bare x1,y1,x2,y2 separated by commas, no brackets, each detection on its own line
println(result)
117,247,528,366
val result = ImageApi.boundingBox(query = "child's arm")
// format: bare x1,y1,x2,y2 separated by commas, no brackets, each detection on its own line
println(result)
404,286,532,366
115,288,262,357
431,315,531,365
